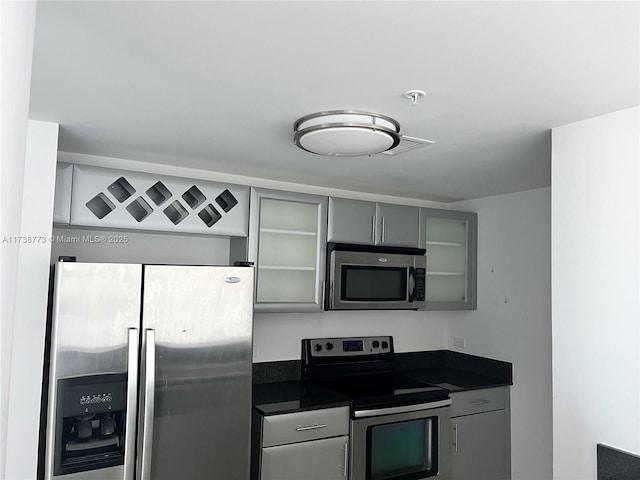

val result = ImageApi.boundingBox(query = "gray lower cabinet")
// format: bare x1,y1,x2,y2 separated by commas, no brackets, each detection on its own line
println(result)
252,406,350,480
261,436,349,480
450,388,510,480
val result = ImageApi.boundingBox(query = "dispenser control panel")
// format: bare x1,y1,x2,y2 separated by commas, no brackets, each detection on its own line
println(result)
59,373,126,416
79,393,114,406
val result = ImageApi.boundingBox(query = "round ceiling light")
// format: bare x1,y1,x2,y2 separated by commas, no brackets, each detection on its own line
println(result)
293,110,401,157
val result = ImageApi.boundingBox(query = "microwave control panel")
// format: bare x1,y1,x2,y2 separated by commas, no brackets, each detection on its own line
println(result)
308,336,393,357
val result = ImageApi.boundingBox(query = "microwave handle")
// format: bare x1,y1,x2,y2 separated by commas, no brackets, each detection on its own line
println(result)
408,266,416,302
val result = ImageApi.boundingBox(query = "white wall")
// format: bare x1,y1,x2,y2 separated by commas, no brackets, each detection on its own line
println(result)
552,106,639,479
254,310,449,361
0,3,37,478
5,121,59,480
448,187,553,480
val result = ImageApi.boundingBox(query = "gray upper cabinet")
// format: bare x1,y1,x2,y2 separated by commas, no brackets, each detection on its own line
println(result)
69,164,249,236
420,208,477,310
248,187,328,313
328,197,420,248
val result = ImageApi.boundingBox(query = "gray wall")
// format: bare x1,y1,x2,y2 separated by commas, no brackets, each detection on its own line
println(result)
449,187,552,480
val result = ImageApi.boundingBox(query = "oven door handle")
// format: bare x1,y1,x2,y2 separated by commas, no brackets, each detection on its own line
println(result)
353,398,452,418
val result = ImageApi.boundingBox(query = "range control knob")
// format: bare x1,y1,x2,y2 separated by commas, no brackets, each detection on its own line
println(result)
313,343,322,352
381,341,389,349
372,340,380,348
325,342,334,351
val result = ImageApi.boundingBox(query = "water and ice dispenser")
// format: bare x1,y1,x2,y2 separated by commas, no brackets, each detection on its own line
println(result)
53,373,127,476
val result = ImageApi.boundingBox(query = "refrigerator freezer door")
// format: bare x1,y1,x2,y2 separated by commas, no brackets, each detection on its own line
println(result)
140,265,254,480
45,262,142,480
48,262,143,379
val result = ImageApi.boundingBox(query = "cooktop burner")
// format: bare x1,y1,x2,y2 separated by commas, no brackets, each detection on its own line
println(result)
301,336,449,410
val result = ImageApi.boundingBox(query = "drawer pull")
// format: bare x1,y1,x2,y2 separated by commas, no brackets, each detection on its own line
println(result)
452,423,458,453
343,440,349,478
470,399,491,406
295,423,327,432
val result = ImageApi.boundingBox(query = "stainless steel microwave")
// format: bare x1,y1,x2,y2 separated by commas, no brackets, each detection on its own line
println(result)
326,245,426,310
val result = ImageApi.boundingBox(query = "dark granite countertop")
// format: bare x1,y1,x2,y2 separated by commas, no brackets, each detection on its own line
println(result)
402,367,510,393
253,381,351,416
394,350,513,393
252,350,513,413
598,444,640,480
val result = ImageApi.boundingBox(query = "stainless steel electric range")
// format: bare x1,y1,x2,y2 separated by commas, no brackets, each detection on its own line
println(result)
302,336,451,480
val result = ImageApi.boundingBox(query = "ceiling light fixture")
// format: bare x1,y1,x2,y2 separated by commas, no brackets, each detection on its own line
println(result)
293,110,401,157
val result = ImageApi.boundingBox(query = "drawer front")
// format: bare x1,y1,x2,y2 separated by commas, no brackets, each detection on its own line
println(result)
451,387,506,417
262,407,349,447
261,436,349,480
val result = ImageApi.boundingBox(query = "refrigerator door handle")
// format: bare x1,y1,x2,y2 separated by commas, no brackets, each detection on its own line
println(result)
138,329,156,480
123,328,139,480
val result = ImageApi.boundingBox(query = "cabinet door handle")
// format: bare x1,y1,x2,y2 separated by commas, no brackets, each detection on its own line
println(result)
371,216,376,243
295,423,327,432
381,216,385,243
470,399,491,406
453,423,458,453
343,440,349,478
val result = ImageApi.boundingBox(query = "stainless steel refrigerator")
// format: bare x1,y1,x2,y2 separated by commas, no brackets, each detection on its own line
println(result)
42,262,254,480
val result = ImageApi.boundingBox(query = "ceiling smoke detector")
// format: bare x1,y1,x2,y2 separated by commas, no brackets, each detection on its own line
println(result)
293,110,401,157
403,90,426,107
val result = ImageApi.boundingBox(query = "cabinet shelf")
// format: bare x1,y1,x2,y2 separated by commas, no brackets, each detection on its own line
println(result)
426,240,465,247
259,265,316,271
260,228,317,236
250,189,328,312
427,271,465,276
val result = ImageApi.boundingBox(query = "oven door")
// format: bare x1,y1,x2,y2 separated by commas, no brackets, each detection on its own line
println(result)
329,250,425,310
350,401,451,480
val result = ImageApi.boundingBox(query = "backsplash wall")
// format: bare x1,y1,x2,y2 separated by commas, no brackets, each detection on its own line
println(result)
253,309,449,362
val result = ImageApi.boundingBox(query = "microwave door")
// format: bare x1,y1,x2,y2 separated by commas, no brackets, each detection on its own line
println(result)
330,254,411,310
328,249,425,310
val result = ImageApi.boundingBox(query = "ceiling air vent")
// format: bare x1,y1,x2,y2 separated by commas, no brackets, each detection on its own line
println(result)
381,135,435,156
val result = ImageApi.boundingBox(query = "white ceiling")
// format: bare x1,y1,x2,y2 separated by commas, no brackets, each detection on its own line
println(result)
29,1,639,202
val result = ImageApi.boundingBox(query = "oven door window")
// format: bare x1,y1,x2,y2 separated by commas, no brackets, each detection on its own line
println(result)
341,266,407,301
367,417,438,480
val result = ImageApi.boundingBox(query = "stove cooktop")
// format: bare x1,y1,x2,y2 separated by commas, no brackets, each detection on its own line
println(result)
301,336,450,410
313,373,449,410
